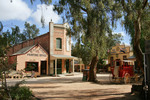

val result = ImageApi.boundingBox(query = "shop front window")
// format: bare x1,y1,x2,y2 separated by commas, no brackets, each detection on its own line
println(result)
25,62,38,72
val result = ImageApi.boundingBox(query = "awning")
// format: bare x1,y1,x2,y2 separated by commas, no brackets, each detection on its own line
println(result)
128,55,136,59
50,54,78,60
122,60,135,62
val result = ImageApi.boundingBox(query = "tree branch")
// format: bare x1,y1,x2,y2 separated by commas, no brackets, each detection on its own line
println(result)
72,2,87,13
142,0,148,9
121,0,127,11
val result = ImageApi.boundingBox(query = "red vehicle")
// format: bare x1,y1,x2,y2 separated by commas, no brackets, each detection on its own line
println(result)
109,59,136,83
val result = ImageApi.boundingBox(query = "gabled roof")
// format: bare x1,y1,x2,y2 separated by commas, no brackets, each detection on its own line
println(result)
12,44,48,56
12,45,35,56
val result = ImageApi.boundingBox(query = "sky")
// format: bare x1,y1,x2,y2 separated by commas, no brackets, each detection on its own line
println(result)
0,0,131,45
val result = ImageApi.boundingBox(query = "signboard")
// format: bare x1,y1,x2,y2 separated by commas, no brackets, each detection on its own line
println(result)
27,54,47,57
26,46,47,57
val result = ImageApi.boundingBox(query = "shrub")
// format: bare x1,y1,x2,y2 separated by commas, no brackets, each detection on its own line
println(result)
0,88,9,100
0,80,33,100
9,86,33,100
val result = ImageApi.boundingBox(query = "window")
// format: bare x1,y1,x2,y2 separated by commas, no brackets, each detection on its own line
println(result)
25,62,38,72
56,38,62,49
116,47,119,51
123,56,127,60
116,60,120,66
66,36,70,51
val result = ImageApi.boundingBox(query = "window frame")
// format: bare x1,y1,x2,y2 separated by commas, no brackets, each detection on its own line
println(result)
123,55,127,60
56,38,62,50
25,62,39,72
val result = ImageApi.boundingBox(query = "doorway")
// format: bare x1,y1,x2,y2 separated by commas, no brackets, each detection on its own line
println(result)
41,61,47,75
66,59,69,73
116,59,120,66
53,59,62,74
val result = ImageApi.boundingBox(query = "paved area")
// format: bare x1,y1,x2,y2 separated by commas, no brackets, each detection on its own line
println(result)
4,73,141,100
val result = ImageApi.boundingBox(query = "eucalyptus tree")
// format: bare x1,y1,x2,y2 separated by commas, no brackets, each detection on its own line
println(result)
52,0,122,82
72,33,122,70
71,37,93,68
10,26,21,45
22,22,40,40
0,22,16,94
119,0,149,72
30,0,121,82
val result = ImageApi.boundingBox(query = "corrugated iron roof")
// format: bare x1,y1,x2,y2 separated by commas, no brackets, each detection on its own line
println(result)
128,55,136,59
50,54,78,60
12,45,35,56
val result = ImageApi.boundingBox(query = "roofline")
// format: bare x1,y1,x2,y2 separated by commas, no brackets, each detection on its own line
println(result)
9,32,49,48
11,44,48,56
37,44,48,55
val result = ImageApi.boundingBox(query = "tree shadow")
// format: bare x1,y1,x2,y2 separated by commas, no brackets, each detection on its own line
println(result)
24,77,84,84
34,88,140,100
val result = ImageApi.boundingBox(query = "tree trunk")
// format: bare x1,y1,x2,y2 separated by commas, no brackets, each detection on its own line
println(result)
1,73,4,88
89,56,99,82
4,71,8,90
134,13,144,72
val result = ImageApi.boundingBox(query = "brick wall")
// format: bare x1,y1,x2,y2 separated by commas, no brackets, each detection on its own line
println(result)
7,32,50,56
9,55,17,65
7,23,71,57
53,27,65,55
53,27,71,56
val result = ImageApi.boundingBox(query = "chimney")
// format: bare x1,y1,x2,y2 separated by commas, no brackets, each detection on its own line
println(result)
49,20,54,55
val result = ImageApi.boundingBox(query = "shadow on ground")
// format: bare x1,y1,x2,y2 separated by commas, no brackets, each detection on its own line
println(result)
32,88,141,100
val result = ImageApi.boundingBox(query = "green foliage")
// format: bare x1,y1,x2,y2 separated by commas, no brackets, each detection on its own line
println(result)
0,57,16,73
10,86,32,100
0,21,40,47
0,80,33,100
23,22,39,40
0,22,3,32
25,63,37,71
106,33,123,50
72,41,92,66
10,26,22,45
30,0,52,5
0,31,10,57
72,33,122,66
53,0,122,59
0,89,9,100
121,1,149,52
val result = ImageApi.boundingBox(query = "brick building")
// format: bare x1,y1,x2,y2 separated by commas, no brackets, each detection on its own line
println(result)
8,21,77,76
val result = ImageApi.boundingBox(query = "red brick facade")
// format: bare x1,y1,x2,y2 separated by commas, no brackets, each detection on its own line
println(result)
7,22,73,76
7,32,50,56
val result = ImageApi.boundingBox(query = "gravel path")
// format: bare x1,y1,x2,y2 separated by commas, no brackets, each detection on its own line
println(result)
19,73,141,100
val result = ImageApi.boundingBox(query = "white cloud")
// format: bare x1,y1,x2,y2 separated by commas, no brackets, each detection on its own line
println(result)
0,0,32,21
112,31,125,36
31,4,61,27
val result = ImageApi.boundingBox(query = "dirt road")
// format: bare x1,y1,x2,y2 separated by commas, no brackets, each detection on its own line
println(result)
22,73,141,100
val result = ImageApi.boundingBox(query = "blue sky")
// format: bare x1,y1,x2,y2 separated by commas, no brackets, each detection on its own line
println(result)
0,0,130,45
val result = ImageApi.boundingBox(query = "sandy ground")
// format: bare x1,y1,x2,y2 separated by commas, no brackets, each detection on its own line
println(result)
14,73,141,100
